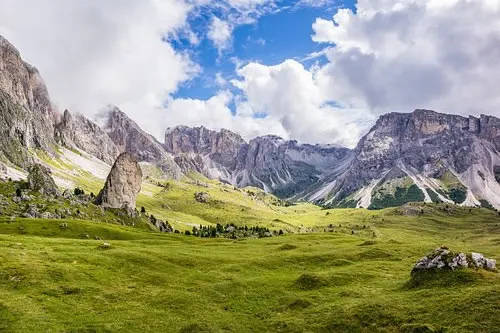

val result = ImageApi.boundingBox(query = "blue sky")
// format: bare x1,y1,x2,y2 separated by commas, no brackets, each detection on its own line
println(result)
3,0,497,147
172,0,357,101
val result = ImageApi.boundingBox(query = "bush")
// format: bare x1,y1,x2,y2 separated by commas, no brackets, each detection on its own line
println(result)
185,230,191,236
140,206,146,214
74,188,85,196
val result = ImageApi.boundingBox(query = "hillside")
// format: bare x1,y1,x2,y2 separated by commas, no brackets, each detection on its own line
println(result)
1,204,499,332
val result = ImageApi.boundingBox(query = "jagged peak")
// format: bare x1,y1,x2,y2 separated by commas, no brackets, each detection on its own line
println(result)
0,35,20,56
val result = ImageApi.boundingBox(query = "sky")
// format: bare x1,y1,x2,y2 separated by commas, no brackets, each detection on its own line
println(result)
1,0,500,148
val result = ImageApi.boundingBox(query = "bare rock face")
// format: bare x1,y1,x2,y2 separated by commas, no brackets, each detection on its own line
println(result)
101,107,182,179
54,110,120,165
0,35,56,167
27,164,60,196
95,153,143,214
165,126,351,199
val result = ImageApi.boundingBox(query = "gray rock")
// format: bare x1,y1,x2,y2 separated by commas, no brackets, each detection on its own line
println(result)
194,192,210,203
54,109,120,165
101,107,181,179
0,35,57,169
412,247,497,275
27,164,60,196
95,152,143,215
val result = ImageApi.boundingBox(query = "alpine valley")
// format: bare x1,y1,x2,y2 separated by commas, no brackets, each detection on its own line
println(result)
1,34,500,333
1,35,500,211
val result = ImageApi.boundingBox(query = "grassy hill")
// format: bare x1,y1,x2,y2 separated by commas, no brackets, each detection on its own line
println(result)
0,203,499,332
0,149,498,332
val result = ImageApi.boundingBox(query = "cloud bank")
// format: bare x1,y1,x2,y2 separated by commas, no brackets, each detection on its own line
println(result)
2,0,500,148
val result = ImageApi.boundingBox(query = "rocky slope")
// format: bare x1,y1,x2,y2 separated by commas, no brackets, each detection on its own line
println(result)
312,110,500,209
54,109,120,165
165,126,352,198
0,36,56,167
102,107,182,179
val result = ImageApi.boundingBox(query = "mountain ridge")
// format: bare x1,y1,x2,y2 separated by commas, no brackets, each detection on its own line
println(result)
1,34,500,210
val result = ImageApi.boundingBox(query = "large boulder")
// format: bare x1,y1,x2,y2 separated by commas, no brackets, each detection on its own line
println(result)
94,152,142,215
27,163,60,196
411,247,497,276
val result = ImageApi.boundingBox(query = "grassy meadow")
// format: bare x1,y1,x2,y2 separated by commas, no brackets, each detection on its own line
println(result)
0,201,499,332
1,155,499,332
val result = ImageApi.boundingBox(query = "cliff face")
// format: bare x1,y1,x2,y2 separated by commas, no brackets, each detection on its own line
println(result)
54,110,120,165
314,110,500,209
102,107,182,179
0,36,56,167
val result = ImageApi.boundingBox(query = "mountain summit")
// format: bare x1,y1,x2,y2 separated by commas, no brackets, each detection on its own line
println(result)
1,34,500,209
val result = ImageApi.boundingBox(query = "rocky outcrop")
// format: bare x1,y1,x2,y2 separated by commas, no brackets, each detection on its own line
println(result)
165,125,246,170
27,164,60,196
54,110,120,165
0,36,56,168
411,247,497,276
101,107,181,179
95,153,143,214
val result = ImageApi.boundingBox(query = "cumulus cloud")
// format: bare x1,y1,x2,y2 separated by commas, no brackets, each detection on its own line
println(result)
164,91,289,141
312,0,500,116
0,0,197,138
165,59,374,147
207,17,233,52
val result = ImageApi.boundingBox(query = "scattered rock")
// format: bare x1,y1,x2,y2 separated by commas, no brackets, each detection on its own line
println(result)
412,247,497,276
62,189,73,199
99,243,112,250
194,191,210,203
27,164,60,196
94,152,142,216
24,204,40,218
59,222,68,229
20,193,31,201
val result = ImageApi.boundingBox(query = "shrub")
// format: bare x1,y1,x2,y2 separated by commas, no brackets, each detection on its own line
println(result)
74,188,85,196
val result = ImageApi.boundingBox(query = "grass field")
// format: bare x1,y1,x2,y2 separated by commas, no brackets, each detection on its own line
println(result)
0,203,499,332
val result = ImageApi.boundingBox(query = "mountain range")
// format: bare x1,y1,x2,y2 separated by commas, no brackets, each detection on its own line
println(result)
2,34,500,210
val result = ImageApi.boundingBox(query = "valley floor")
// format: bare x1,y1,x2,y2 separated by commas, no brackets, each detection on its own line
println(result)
0,206,499,332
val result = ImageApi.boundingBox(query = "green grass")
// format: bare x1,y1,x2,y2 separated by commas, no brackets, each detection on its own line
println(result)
0,203,499,332
2,154,499,332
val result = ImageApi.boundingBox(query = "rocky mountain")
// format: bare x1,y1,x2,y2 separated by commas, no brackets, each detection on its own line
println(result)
164,110,500,210
0,35,56,167
2,34,500,210
54,109,120,165
101,107,182,179
165,126,352,198
311,110,500,209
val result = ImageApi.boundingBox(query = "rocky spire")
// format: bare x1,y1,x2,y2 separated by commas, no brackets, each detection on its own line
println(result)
95,152,143,215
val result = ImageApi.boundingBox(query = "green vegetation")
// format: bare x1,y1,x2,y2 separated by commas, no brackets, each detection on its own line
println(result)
0,192,499,332
436,170,468,204
369,184,425,210
0,155,499,332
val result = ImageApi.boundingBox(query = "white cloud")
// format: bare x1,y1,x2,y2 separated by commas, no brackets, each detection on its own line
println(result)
207,17,233,52
232,60,373,147
312,0,500,116
165,59,373,147
164,91,288,141
0,0,197,139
